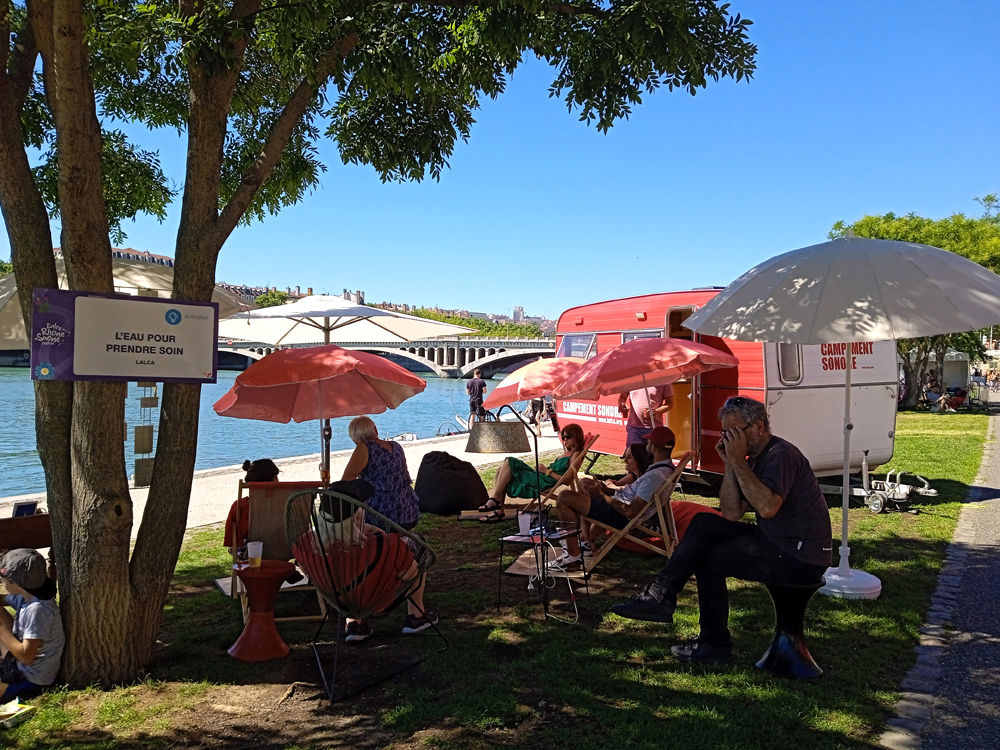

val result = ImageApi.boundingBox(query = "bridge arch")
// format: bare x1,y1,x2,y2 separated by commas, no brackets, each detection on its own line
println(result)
458,350,551,378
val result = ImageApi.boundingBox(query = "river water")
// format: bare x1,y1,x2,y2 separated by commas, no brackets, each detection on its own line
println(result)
0,369,498,498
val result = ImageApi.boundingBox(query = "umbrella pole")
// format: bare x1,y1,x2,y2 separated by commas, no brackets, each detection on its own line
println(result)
320,323,331,485
821,344,881,599
838,351,853,575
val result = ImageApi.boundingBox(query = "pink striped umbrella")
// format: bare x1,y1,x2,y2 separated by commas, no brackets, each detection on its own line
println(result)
482,356,586,410
553,338,738,399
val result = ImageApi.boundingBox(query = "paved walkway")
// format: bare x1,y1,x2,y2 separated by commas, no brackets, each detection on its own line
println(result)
881,411,1000,750
0,429,563,538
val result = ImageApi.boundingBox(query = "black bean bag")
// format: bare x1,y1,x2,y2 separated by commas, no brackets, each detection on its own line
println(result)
414,451,489,515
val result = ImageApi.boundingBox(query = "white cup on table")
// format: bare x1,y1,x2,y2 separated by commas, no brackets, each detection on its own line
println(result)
246,541,263,568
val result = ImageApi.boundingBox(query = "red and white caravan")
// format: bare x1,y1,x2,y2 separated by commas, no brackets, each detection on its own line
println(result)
554,290,899,481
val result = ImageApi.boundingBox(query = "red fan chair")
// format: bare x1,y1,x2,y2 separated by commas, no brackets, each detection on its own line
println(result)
285,488,446,702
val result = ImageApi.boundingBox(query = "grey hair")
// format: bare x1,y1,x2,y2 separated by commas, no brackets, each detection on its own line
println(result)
348,416,379,443
718,396,770,430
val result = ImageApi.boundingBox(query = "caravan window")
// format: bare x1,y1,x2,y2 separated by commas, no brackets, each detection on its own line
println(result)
556,334,596,359
623,331,662,344
666,308,695,340
777,343,803,385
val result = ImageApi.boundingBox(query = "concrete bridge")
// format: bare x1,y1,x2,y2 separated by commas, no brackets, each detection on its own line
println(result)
217,337,556,378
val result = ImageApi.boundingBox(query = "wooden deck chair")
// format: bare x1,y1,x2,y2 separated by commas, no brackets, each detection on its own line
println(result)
521,433,600,514
231,480,328,623
285,488,447,703
582,451,692,572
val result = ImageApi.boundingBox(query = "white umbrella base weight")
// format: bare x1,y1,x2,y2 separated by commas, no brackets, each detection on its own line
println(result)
819,565,882,600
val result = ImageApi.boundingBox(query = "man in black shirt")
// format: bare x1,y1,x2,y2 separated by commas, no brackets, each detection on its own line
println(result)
466,369,487,426
611,396,832,664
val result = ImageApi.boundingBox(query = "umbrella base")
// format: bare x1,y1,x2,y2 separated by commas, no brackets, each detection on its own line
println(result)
818,567,881,599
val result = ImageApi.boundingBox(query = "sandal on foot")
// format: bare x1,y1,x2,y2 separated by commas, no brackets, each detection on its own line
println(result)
478,498,503,513
479,508,506,523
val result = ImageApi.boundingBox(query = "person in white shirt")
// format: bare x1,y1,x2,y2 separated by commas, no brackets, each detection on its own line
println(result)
553,427,677,567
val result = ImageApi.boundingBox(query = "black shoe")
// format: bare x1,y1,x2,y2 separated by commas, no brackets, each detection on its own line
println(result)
345,620,373,643
670,640,732,665
610,585,675,623
402,612,439,634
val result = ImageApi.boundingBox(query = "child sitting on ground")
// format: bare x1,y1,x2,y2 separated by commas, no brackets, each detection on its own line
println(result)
1,548,65,702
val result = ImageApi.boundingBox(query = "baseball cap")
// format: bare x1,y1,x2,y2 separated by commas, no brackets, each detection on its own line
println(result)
641,426,676,448
0,548,47,590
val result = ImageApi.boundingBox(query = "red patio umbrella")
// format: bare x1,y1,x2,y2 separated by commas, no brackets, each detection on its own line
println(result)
553,337,739,399
482,356,586,411
214,345,426,481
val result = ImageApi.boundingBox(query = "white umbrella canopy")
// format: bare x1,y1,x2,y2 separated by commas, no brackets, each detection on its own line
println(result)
218,295,475,344
0,257,253,350
685,233,1000,344
685,232,1000,600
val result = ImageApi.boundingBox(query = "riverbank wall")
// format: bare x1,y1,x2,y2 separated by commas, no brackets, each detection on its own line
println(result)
0,430,563,539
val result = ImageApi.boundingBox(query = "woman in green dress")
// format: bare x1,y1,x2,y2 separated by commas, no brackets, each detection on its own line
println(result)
478,423,587,522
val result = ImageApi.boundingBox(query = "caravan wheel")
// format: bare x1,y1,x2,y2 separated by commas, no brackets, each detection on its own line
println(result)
868,497,885,514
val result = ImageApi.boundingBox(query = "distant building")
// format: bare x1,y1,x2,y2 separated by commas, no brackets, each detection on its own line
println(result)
343,288,365,305
512,306,524,322
54,246,174,267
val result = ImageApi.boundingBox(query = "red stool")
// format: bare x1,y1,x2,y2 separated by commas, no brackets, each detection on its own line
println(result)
228,560,295,662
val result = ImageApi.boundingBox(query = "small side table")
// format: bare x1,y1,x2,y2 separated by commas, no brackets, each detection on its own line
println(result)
498,528,588,615
228,560,295,662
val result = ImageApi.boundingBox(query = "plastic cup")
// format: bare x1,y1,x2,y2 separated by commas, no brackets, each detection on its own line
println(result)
247,541,263,568
518,513,531,536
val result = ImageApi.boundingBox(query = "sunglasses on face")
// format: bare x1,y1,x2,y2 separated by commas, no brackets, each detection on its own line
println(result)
725,396,750,407
561,433,574,440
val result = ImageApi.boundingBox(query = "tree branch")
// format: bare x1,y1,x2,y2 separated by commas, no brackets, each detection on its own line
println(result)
209,32,360,248
400,0,610,19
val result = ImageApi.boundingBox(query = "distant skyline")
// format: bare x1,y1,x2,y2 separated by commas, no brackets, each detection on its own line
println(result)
3,2,998,319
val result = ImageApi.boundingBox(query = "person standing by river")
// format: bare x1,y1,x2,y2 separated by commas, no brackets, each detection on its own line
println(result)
466,369,488,426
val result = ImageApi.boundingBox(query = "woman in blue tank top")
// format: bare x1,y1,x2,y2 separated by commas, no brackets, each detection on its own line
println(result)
342,416,421,530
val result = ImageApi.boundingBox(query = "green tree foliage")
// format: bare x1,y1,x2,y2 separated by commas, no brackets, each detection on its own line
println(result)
411,308,544,337
830,196,1000,406
0,0,758,686
0,259,12,275
255,290,288,307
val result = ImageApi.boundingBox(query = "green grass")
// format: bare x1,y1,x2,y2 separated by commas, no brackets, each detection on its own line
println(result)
4,412,987,749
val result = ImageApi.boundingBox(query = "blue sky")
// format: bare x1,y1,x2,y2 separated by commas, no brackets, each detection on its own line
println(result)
3,1,999,319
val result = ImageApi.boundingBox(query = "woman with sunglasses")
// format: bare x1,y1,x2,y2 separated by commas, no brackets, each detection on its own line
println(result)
478,423,587,522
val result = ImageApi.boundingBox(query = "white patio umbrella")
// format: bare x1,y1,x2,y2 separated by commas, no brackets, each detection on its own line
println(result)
685,231,1000,599
218,295,474,345
0,257,252,350
217,295,474,480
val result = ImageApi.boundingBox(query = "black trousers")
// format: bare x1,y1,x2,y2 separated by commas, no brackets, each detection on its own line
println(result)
653,513,827,647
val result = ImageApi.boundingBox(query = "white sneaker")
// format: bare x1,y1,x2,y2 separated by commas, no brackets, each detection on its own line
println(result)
553,551,582,567
580,541,594,557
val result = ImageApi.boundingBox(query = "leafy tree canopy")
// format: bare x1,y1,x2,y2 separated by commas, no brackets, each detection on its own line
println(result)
0,259,12,276
412,307,544,337
255,289,289,307
829,196,1000,406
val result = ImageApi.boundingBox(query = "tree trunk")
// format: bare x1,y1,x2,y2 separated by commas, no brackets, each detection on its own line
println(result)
898,338,930,408
0,0,76,612
49,0,137,685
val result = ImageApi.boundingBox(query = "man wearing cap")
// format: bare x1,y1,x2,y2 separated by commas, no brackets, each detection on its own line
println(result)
619,384,674,446
1,548,65,702
610,396,832,666
554,426,678,567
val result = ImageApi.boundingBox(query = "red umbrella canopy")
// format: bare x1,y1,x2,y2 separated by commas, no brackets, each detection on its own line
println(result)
553,337,739,400
214,345,427,423
482,356,586,411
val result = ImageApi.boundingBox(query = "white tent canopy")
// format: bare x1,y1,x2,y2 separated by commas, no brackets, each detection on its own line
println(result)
0,257,254,351
218,295,475,344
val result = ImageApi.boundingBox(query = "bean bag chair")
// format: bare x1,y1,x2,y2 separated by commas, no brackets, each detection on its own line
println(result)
414,451,489,514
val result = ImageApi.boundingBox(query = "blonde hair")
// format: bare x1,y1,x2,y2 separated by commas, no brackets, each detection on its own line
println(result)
348,416,378,443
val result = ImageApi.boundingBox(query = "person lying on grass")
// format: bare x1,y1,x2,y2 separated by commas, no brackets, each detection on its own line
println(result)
553,427,678,567
1,548,65,703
